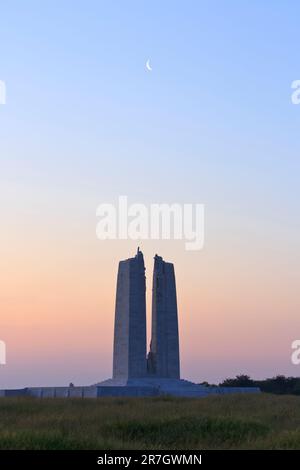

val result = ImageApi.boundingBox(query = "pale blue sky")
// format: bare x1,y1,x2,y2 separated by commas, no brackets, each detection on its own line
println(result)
1,1,300,208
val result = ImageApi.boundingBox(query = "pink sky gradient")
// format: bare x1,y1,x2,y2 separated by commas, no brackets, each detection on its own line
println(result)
1,219,300,388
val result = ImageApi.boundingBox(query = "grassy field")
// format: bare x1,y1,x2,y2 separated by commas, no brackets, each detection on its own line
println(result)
0,393,300,449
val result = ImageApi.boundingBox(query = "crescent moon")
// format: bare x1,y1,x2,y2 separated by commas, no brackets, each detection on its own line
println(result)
146,59,152,71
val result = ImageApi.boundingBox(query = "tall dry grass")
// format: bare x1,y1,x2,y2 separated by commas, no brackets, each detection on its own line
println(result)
1,394,300,449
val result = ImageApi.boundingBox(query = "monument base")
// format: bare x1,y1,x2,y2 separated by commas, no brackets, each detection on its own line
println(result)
95,376,260,397
0,378,260,398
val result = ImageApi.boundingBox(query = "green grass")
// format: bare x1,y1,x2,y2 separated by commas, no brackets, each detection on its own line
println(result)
1,394,300,449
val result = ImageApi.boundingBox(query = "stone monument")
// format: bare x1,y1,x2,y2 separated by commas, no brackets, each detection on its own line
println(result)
113,248,147,379
147,254,180,379
0,248,260,398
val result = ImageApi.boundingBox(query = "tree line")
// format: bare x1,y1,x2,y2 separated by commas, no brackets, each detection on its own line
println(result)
201,375,300,395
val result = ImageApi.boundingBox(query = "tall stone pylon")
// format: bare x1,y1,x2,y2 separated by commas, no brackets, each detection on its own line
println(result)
147,255,180,379
113,248,147,379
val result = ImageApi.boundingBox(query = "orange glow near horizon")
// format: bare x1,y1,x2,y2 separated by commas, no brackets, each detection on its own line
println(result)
1,223,300,389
